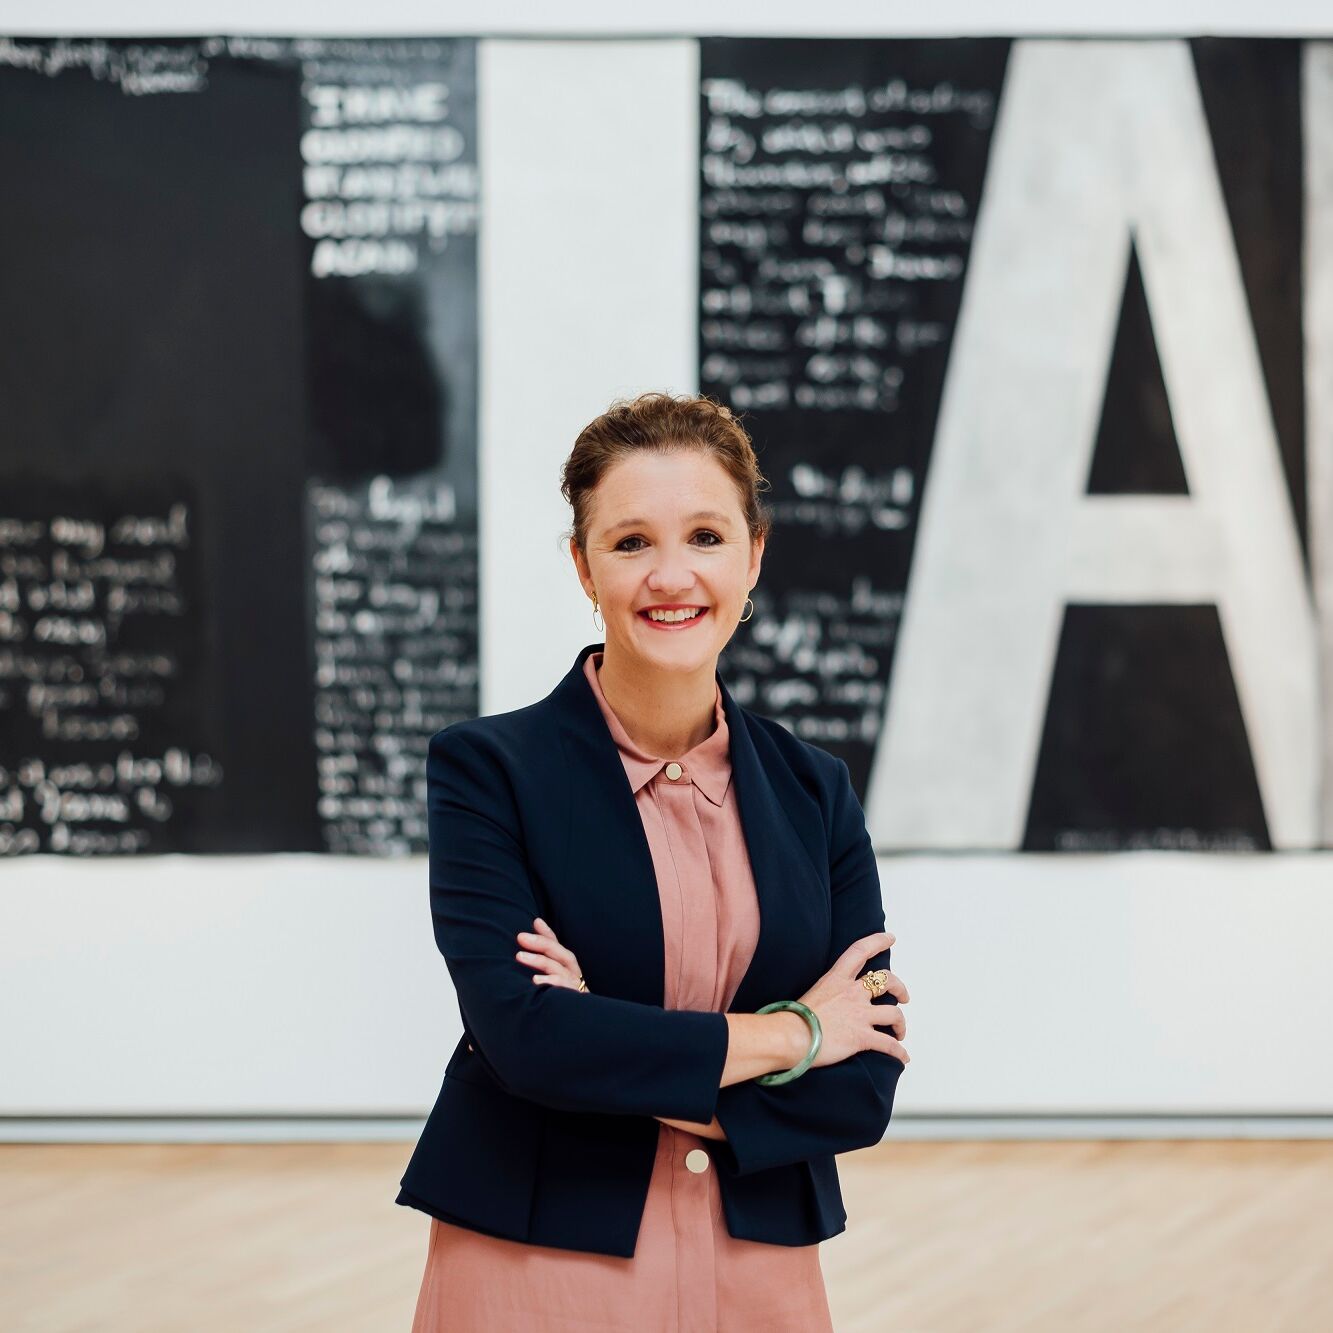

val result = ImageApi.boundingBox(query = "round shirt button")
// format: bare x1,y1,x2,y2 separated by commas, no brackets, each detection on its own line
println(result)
685,1148,710,1173
665,762,683,781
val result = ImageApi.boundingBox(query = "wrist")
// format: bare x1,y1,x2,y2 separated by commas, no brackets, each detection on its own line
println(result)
774,1010,811,1069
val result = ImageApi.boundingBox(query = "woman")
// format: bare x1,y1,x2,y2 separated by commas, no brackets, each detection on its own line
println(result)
398,392,911,1331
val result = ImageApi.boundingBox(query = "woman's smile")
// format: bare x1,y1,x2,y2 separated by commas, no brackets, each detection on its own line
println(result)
637,604,711,630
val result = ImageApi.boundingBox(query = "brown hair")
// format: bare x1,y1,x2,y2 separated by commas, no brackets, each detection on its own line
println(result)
560,391,773,554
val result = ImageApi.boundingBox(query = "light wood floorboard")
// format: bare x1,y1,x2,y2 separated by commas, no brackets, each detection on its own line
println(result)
2,1140,1329,1331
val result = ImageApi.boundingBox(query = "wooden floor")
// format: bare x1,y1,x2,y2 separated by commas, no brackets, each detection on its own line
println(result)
2,1139,1329,1331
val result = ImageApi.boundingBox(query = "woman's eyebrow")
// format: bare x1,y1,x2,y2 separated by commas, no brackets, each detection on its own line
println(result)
603,510,731,535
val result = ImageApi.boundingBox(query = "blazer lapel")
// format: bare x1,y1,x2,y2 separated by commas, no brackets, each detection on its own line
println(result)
719,678,829,1014
547,643,828,1015
549,642,667,1007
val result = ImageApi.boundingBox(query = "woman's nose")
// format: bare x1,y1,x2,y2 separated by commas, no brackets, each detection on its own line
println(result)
647,553,697,592
649,574,692,593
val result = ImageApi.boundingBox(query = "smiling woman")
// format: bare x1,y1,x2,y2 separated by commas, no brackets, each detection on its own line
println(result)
400,391,909,1333
563,393,770,760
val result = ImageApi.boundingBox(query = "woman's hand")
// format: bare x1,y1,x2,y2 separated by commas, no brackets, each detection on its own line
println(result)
796,931,910,1068
515,917,589,992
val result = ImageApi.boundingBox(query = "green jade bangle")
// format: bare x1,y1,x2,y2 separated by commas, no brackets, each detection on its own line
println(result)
754,999,822,1085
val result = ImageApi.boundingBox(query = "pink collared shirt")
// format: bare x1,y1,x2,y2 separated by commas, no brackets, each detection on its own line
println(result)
409,650,833,1333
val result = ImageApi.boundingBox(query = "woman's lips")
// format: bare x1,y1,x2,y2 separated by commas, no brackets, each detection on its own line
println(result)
637,607,710,630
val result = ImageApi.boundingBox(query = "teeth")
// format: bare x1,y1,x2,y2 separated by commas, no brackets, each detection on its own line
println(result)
646,608,704,622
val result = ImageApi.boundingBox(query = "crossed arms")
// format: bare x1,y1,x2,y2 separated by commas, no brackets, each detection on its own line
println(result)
428,725,903,1177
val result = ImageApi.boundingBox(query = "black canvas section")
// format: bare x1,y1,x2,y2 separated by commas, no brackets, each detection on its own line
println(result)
1086,241,1190,496
0,45,316,853
1024,604,1270,852
1192,37,1305,561
699,36,1012,795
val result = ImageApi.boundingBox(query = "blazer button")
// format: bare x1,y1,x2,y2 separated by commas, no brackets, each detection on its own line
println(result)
665,762,683,781
685,1148,710,1173
466,1042,474,1052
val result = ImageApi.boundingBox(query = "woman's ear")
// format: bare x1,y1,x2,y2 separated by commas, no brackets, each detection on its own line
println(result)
748,532,765,586
570,538,594,599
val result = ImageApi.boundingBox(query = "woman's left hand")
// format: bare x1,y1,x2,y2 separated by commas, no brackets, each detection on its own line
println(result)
515,918,589,992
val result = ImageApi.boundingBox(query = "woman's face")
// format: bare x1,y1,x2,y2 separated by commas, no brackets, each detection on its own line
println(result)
572,448,764,675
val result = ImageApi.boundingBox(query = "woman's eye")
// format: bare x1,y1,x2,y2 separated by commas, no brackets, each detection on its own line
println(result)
616,531,721,552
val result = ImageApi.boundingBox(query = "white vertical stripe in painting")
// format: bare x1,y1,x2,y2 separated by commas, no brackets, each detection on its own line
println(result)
478,40,700,716
864,40,1319,850
1305,43,1333,845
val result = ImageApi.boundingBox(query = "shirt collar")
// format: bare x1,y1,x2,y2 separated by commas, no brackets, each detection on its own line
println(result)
582,650,732,806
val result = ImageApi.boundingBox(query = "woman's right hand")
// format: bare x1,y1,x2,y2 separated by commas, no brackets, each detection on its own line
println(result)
797,931,910,1068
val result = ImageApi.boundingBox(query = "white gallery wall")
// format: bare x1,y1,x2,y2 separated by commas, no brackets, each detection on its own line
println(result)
2,6,1333,1137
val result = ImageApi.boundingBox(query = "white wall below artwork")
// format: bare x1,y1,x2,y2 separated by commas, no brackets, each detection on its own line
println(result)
2,851,1331,1131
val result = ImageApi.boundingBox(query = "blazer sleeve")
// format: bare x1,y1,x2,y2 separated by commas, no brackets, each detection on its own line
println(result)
709,755,904,1177
426,723,731,1124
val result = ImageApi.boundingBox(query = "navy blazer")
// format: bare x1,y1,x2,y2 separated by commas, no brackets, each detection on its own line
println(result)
396,641,903,1257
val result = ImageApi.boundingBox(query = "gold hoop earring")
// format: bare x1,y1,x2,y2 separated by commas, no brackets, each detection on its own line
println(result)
739,596,754,623
591,595,604,633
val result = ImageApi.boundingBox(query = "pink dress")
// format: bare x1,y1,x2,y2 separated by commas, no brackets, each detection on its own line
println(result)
409,650,834,1332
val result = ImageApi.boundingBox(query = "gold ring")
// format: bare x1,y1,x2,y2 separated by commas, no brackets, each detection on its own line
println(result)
860,969,890,998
